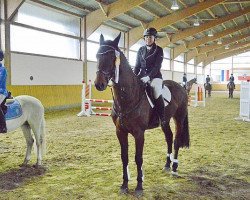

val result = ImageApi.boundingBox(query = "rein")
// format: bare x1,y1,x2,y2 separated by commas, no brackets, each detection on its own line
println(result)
97,45,145,127
96,45,120,83
111,86,146,127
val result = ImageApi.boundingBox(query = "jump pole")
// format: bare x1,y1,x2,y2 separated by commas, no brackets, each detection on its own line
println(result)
77,80,113,117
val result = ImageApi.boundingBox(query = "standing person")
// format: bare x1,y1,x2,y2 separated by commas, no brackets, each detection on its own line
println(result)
0,50,7,133
133,27,166,125
183,73,187,90
229,73,235,89
206,75,211,84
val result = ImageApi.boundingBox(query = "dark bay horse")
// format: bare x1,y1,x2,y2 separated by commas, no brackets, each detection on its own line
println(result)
227,82,234,98
204,83,212,97
94,33,189,196
186,78,197,95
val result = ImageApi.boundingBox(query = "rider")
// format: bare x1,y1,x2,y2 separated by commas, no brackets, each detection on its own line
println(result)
229,73,235,89
183,73,187,89
133,27,166,126
0,50,7,133
206,75,211,85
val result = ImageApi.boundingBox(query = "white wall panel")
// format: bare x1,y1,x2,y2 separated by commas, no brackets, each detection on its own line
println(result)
11,53,83,85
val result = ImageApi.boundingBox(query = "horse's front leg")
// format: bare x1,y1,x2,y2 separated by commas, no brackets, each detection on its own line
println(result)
116,129,129,194
134,133,145,196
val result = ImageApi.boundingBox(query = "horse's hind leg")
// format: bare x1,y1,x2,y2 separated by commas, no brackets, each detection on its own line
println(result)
162,122,173,171
32,121,44,167
21,123,34,166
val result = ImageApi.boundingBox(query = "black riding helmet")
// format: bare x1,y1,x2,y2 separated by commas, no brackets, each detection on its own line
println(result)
143,28,158,38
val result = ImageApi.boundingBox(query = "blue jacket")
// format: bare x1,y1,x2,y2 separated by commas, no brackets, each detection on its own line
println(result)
0,63,8,96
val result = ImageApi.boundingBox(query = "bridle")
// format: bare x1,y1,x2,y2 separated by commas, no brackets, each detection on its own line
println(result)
96,45,121,83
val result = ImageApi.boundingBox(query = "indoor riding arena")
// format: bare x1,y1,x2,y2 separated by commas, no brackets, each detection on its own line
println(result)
0,0,249,199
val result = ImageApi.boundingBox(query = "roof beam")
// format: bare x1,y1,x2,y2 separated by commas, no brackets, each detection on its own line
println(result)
200,41,250,64
207,40,250,58
174,21,250,59
57,0,89,12
188,21,250,49
128,0,225,47
6,0,25,21
223,1,250,4
204,46,250,66
157,7,250,46
187,32,250,61
86,0,146,38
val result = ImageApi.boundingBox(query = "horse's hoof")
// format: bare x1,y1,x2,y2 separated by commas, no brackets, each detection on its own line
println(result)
171,171,178,177
162,166,171,172
120,187,128,194
33,164,42,169
19,163,29,168
135,188,143,197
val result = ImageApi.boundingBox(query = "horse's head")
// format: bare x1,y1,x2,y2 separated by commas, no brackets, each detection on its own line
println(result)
94,33,121,91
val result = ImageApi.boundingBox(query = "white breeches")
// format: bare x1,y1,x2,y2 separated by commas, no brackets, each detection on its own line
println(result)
0,94,6,104
149,78,163,99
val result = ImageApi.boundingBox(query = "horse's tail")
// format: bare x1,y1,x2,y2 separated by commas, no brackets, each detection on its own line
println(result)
179,114,190,148
40,116,46,155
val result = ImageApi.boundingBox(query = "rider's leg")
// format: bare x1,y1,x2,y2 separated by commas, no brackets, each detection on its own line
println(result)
0,94,7,133
150,78,166,126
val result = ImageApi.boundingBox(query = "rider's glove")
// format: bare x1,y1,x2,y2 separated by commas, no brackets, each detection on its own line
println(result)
140,76,150,83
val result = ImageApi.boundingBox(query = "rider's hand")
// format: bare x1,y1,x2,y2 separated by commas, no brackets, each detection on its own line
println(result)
140,76,150,83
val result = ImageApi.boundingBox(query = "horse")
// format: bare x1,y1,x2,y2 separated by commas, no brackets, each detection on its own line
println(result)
227,82,235,98
186,78,197,95
1,95,46,167
94,33,190,196
204,83,212,97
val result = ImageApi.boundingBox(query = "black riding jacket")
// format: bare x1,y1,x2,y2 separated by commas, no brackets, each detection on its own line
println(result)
183,76,187,83
229,76,234,82
206,77,210,83
134,43,163,80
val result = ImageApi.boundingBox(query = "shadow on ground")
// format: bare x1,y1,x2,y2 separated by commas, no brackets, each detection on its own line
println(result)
185,167,250,199
0,165,46,190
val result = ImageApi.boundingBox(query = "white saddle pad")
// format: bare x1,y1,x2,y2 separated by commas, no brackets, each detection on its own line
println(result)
146,86,172,108
162,86,171,106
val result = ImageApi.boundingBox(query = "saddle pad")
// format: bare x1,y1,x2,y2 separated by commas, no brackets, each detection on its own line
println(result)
162,86,171,106
5,100,22,120
145,86,172,108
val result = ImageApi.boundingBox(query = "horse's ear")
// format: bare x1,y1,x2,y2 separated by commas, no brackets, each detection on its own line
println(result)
113,32,121,46
100,34,104,45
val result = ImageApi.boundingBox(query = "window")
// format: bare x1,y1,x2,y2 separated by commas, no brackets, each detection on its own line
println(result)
162,59,170,70
88,25,124,48
11,2,80,59
129,51,137,67
174,61,184,72
163,48,171,59
11,25,80,59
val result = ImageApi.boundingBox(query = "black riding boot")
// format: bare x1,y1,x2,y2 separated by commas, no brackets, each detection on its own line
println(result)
0,108,7,133
155,95,166,126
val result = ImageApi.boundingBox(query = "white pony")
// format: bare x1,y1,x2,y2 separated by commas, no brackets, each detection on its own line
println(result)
3,95,45,167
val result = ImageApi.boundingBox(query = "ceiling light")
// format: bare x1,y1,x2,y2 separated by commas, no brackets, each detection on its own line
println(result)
193,18,200,27
208,30,213,37
225,45,229,50
217,38,222,45
171,0,179,10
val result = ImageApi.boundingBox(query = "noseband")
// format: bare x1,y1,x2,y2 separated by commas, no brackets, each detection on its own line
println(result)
96,45,121,83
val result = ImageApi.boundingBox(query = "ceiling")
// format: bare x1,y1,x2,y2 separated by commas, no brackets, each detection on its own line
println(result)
29,0,250,65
